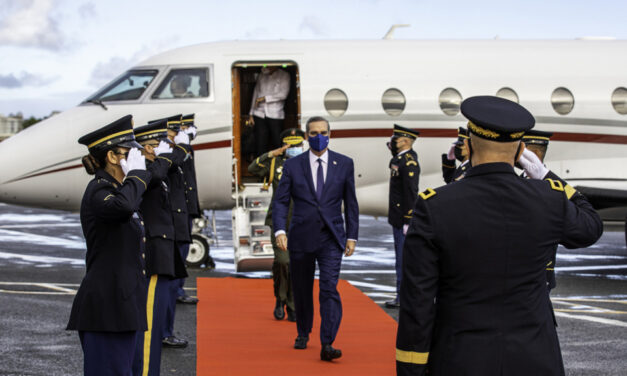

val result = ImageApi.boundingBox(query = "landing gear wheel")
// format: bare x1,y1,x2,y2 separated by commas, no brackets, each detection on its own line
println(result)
187,234,209,267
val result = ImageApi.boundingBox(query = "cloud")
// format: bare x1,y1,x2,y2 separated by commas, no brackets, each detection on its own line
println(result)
299,16,326,36
78,2,96,20
0,0,67,50
0,72,57,89
88,37,181,88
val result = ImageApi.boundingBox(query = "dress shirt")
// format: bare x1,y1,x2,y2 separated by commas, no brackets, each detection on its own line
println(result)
249,69,290,120
309,149,328,191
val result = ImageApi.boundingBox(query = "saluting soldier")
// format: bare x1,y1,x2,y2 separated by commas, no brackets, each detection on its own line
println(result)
248,128,305,321
68,115,150,375
148,114,193,348
386,124,420,308
396,96,603,376
441,127,471,184
131,120,189,376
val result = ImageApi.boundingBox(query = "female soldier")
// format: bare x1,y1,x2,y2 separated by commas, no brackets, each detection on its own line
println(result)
67,115,151,375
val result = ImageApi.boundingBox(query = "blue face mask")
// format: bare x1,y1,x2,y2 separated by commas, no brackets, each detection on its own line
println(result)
308,134,329,152
285,146,303,158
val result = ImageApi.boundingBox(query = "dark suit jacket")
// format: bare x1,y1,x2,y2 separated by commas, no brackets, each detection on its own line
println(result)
396,163,603,376
273,150,359,252
67,168,150,332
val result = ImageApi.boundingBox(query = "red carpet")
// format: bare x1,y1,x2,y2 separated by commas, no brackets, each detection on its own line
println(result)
197,278,397,375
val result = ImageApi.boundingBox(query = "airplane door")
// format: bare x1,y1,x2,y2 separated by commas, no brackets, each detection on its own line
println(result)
231,61,301,186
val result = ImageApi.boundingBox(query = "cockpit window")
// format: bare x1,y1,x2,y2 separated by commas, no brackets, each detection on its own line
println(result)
151,68,209,99
85,70,158,102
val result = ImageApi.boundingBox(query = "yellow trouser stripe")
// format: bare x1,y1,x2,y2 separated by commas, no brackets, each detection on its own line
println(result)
143,275,158,376
396,349,429,364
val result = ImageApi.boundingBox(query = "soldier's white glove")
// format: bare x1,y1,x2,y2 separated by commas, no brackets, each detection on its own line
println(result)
174,131,190,145
154,140,173,156
120,148,146,176
518,148,548,180
403,224,409,235
184,126,197,138
446,144,456,160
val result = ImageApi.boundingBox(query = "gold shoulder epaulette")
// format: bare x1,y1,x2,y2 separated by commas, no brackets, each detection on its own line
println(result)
419,188,436,200
406,160,418,166
545,178,577,200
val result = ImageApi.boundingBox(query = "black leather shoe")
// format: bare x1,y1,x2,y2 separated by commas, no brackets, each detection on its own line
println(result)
294,336,308,349
274,299,285,320
385,298,400,308
320,344,342,361
162,336,188,348
286,307,296,322
177,295,199,304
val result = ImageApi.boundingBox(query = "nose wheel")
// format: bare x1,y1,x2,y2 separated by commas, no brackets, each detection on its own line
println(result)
186,234,213,268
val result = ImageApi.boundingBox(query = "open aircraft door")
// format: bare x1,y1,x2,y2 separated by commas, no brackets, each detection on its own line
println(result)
230,61,301,272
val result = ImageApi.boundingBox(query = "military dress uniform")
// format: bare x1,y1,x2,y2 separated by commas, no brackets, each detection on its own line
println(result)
396,97,603,376
68,115,150,376
131,120,189,376
248,128,305,320
387,124,420,306
441,127,471,184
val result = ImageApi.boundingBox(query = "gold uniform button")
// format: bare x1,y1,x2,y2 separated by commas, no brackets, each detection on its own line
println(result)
143,237,146,242
163,234,167,238
177,209,181,213
189,187,193,191
396,204,400,207
140,221,144,225
142,270,146,275
142,253,145,259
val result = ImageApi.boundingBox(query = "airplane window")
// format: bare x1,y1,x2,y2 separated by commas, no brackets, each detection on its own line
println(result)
382,88,406,116
439,88,462,116
496,87,519,103
324,89,348,117
611,87,627,115
85,70,158,102
551,87,574,115
152,68,209,99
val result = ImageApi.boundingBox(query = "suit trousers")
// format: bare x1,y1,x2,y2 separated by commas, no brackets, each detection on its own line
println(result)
392,225,405,296
133,275,169,376
79,330,137,376
253,116,282,156
289,228,343,345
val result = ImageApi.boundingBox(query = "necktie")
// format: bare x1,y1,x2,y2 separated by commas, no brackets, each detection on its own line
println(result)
316,158,324,200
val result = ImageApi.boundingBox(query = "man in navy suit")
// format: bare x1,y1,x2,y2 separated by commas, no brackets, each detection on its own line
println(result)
273,116,359,362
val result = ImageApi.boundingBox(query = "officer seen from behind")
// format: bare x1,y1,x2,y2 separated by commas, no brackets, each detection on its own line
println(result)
386,124,420,308
396,96,603,376
248,128,306,321
68,115,150,375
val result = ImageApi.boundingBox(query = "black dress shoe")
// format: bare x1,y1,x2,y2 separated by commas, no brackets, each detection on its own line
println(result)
385,298,400,308
294,336,309,349
273,299,285,320
320,344,342,361
286,307,296,322
177,295,199,304
162,336,188,348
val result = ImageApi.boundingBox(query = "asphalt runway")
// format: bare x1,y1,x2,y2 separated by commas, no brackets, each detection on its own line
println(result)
0,202,625,375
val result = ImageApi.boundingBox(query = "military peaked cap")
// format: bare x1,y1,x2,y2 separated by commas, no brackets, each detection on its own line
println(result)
280,128,305,145
461,96,535,142
78,114,142,153
523,129,553,146
181,113,195,127
149,114,182,131
393,124,420,139
134,119,169,143
454,126,469,145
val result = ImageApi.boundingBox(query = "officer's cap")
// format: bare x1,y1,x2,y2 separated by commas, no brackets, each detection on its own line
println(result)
522,129,553,147
280,128,305,146
393,124,419,140
181,113,195,127
78,115,142,153
461,96,535,142
149,114,182,131
454,127,469,145
134,119,169,143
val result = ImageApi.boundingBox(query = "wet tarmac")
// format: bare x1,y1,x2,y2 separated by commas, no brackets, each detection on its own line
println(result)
0,202,625,375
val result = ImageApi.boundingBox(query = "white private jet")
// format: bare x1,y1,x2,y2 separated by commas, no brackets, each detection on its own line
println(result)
1,39,626,270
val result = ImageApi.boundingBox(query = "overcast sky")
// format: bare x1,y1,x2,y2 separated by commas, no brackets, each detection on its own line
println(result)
1,0,626,118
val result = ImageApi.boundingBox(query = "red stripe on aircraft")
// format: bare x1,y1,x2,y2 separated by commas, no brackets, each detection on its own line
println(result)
193,140,232,150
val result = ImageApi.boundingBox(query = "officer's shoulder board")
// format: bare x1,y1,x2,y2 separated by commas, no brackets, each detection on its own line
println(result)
544,178,576,200
419,188,436,200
